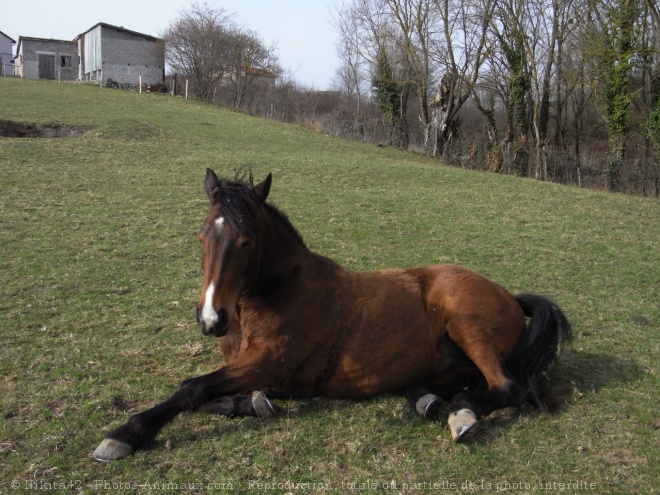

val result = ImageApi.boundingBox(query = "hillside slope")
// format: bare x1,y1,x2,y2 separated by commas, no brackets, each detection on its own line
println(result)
1,78,658,493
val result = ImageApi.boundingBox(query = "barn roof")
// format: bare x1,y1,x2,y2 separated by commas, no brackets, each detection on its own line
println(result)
16,36,76,44
75,23,161,42
15,36,77,54
0,30,16,43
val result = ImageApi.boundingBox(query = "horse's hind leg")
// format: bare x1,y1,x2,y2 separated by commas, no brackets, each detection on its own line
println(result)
405,367,483,420
445,347,527,442
448,383,527,441
199,391,276,419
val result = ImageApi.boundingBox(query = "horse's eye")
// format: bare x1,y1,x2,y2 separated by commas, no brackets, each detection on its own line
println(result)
239,239,252,249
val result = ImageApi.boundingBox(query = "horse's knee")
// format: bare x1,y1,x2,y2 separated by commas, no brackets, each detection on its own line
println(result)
176,376,219,408
198,391,276,419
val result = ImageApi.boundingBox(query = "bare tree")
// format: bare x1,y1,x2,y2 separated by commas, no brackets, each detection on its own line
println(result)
495,0,574,180
556,0,601,185
163,3,280,107
385,0,439,153
334,0,492,155
334,0,414,147
161,3,234,99
584,0,643,191
225,28,280,109
431,0,495,157
331,3,371,136
639,0,660,166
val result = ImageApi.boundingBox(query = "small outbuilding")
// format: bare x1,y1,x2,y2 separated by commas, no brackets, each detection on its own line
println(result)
14,37,79,81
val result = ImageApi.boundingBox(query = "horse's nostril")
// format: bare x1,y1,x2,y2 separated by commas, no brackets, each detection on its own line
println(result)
216,308,228,330
196,302,230,337
197,306,213,335
203,308,229,337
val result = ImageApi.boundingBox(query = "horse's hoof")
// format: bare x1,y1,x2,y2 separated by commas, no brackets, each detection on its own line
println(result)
93,438,134,461
415,393,442,420
252,391,276,419
448,408,478,442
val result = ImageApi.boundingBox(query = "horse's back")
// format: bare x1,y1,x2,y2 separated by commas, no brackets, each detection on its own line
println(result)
420,264,522,318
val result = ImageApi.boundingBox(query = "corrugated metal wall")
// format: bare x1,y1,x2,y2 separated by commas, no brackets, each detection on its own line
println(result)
83,26,102,73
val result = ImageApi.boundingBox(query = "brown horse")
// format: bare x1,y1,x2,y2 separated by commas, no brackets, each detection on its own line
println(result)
93,170,571,461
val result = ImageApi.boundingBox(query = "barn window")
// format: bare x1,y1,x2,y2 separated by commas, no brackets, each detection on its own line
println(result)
61,55,72,67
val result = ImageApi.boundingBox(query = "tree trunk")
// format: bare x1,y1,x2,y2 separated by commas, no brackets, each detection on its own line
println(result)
605,134,625,191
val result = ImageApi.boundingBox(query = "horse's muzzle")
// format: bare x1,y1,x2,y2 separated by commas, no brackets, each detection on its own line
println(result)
196,306,229,337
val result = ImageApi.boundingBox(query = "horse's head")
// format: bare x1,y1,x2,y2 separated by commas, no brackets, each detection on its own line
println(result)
196,169,272,337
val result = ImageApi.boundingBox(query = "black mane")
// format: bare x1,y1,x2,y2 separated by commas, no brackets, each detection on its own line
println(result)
214,176,305,247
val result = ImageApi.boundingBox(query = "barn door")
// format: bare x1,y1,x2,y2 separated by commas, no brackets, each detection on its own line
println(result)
38,54,56,80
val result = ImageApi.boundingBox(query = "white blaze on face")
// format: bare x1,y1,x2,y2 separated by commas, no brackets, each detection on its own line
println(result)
214,216,225,233
201,216,224,329
201,281,218,328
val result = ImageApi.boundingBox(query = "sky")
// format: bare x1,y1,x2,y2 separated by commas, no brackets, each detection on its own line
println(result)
2,0,341,89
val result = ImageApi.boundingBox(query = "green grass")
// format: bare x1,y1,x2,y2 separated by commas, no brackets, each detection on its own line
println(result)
1,78,658,494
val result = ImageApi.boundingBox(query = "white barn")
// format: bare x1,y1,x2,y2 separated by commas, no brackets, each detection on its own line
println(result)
76,23,164,86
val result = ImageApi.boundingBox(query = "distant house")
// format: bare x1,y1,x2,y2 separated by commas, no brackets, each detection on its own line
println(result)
75,23,164,86
14,37,78,81
0,30,16,76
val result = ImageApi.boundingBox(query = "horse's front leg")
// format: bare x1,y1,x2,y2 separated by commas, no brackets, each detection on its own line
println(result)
93,362,267,461
199,391,276,419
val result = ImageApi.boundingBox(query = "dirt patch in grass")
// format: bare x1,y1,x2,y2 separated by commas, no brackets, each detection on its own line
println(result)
0,120,92,138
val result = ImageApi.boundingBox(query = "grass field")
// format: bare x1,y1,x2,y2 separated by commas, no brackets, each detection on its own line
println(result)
0,78,658,494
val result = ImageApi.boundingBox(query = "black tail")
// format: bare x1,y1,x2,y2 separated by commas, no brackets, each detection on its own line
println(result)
507,293,572,410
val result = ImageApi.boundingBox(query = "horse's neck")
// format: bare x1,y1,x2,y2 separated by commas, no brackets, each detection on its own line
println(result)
257,216,309,285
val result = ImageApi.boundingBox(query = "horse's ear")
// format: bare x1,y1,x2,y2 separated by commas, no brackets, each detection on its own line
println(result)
254,173,272,203
204,168,221,203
